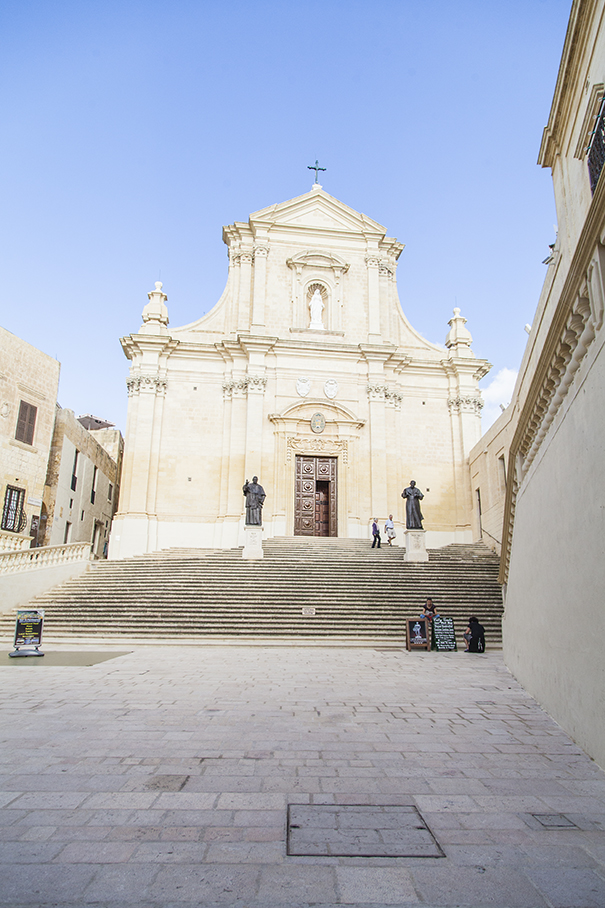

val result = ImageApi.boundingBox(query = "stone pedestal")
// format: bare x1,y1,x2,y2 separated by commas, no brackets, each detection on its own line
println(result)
242,525,264,559
404,529,429,562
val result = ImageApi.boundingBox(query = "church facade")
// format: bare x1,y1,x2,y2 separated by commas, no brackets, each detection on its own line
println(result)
109,185,490,559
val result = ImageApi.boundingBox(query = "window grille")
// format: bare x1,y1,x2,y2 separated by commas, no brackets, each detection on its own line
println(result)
1,486,26,532
587,95,605,193
15,401,37,446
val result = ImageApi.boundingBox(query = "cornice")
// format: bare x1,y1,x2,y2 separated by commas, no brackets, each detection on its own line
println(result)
499,158,605,583
538,0,595,168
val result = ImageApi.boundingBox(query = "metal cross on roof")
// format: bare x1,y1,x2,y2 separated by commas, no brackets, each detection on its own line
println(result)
308,159,326,183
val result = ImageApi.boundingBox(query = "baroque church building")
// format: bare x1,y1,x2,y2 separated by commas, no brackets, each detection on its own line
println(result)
109,184,490,558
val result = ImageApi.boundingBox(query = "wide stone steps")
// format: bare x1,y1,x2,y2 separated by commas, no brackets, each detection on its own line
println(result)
0,538,503,645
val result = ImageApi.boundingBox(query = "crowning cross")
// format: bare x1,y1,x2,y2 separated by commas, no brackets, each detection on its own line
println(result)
308,159,326,184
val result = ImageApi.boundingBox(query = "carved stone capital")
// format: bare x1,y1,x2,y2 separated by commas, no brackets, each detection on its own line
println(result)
365,255,381,268
126,377,140,397
247,375,267,393
253,244,269,260
367,384,388,401
384,388,403,409
448,395,483,415
127,374,167,396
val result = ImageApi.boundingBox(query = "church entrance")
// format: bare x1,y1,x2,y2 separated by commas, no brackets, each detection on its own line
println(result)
294,456,337,536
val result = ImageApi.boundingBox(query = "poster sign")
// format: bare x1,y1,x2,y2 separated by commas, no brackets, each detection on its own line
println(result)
406,618,430,651
432,616,457,651
10,609,45,657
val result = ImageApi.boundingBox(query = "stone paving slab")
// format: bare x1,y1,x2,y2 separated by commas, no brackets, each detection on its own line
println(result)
0,645,604,907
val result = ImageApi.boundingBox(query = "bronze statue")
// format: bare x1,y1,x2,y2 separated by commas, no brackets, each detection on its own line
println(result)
402,480,424,529
243,476,266,526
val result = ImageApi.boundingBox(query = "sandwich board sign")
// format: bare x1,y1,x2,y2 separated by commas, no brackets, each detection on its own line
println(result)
10,609,45,657
406,618,430,651
431,615,457,651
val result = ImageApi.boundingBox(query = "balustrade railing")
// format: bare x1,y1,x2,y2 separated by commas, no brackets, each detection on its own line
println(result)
0,530,32,554
0,542,93,575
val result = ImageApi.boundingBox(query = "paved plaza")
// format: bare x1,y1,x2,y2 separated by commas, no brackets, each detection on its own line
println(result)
1,644,604,908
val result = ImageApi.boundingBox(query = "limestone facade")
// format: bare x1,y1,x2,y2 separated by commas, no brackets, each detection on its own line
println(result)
479,0,605,768
42,408,123,556
111,186,490,558
468,405,515,556
0,326,60,550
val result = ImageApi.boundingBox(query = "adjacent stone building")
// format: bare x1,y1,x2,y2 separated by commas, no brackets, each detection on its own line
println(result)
0,326,61,551
471,0,605,768
41,409,123,556
110,186,491,559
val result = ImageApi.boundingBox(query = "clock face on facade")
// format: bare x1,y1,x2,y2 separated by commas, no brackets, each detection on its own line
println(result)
310,412,326,434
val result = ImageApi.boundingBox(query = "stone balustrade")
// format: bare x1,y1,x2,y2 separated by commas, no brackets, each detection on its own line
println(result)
0,531,32,554
0,542,93,575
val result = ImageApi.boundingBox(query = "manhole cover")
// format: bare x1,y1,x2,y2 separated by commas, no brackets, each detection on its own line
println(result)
287,804,444,857
531,813,577,828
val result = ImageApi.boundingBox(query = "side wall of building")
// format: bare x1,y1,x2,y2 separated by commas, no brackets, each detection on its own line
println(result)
0,327,60,548
468,407,515,554
503,330,605,764
501,0,605,768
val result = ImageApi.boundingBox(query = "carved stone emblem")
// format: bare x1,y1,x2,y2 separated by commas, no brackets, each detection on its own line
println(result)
296,377,311,397
324,379,338,399
310,413,326,434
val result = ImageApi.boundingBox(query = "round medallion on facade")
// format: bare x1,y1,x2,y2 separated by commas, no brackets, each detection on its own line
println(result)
310,412,325,434
324,379,338,399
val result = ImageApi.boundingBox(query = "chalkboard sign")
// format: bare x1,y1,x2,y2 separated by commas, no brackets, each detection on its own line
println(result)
406,618,430,651
10,609,45,657
432,616,457,651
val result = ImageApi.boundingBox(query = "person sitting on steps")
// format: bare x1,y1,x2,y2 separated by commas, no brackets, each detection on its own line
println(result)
464,616,485,653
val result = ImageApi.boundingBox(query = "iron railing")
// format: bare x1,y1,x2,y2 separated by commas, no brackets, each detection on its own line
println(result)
587,96,605,193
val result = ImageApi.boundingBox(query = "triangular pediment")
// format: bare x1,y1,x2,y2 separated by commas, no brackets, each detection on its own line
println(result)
250,187,386,236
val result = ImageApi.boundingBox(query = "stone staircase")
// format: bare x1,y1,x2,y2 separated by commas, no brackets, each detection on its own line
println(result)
0,538,504,646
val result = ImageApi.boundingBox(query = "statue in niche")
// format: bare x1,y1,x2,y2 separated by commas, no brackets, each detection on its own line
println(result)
402,480,424,529
243,476,266,526
309,288,325,330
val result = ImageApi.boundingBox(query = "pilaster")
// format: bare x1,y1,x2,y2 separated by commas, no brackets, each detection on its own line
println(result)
251,243,269,330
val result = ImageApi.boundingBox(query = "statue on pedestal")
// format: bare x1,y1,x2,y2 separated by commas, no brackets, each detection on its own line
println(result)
402,480,424,529
243,476,266,526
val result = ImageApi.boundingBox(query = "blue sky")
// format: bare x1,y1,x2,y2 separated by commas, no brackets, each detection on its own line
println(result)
0,0,572,432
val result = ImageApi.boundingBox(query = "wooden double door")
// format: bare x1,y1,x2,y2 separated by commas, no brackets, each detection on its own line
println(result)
294,456,338,536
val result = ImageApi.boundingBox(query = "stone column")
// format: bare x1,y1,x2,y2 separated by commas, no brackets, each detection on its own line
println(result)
228,249,242,332
238,251,253,331
365,254,382,342
244,375,267,480
251,244,268,330
366,383,388,521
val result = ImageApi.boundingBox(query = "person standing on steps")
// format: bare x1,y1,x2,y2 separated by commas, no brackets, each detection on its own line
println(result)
371,518,381,548
384,514,396,545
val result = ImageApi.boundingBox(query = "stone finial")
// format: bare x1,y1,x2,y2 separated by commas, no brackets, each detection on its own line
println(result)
445,307,474,358
140,281,169,335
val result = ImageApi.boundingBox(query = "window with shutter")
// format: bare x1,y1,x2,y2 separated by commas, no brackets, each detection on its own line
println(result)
15,401,37,446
